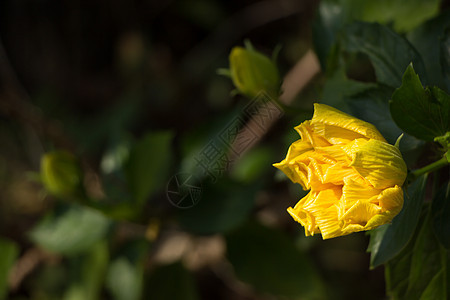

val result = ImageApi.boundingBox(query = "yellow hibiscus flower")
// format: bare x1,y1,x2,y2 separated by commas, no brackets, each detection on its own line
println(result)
274,103,407,239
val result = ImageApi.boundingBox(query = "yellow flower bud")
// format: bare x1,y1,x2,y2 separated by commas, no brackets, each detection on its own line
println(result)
274,104,407,239
41,150,83,198
228,43,280,99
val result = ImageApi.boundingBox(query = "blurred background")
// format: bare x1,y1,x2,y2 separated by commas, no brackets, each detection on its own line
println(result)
0,0,448,299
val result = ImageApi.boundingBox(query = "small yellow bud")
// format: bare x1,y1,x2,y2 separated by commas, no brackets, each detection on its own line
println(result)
227,42,280,99
41,150,83,198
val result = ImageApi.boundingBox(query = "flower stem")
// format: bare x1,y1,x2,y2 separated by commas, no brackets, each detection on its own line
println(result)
408,154,449,183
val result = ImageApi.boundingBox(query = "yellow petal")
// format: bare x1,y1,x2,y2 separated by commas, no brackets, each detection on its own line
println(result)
273,140,313,188
287,192,319,236
340,177,382,213
315,205,344,239
295,121,331,147
373,185,403,214
311,103,386,142
349,139,407,189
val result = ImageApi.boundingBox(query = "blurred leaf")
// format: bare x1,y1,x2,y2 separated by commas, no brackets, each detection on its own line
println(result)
432,181,450,249
313,0,439,70
341,22,427,88
106,239,148,300
390,65,450,141
226,221,325,299
0,238,18,300
145,262,199,300
178,180,259,235
385,208,450,299
407,11,450,90
106,258,143,300
30,204,110,255
368,174,427,268
230,147,274,183
442,28,450,92
125,131,174,205
352,0,440,32
63,241,109,300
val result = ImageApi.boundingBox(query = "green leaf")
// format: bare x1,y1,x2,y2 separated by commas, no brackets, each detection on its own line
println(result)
390,65,450,141
368,174,427,268
106,239,148,300
385,207,450,299
125,131,174,205
313,0,440,71
63,241,109,300
178,180,259,235
441,28,450,93
321,67,376,112
431,181,450,249
145,262,199,300
106,258,143,300
230,147,274,183
226,221,325,299
30,204,111,255
0,238,18,300
407,10,450,90
341,22,427,88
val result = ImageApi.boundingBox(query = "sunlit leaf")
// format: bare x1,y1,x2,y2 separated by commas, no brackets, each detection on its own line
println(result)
30,204,111,255
390,65,450,141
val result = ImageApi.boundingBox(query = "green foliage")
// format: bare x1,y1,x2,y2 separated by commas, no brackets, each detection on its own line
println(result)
390,65,450,141
385,209,449,299
226,221,325,299
0,238,18,300
29,204,111,255
407,10,450,90
431,181,450,249
125,131,174,205
368,175,428,268
178,180,260,235
341,22,426,88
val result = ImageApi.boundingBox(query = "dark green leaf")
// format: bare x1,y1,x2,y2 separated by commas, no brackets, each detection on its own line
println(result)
0,238,18,300
441,28,450,93
226,221,325,299
368,174,427,268
63,241,109,300
385,207,449,299
145,262,199,300
390,65,450,141
126,131,174,205
230,147,274,183
407,11,450,90
30,204,111,255
178,180,259,235
341,22,426,88
321,67,376,112
432,181,450,249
